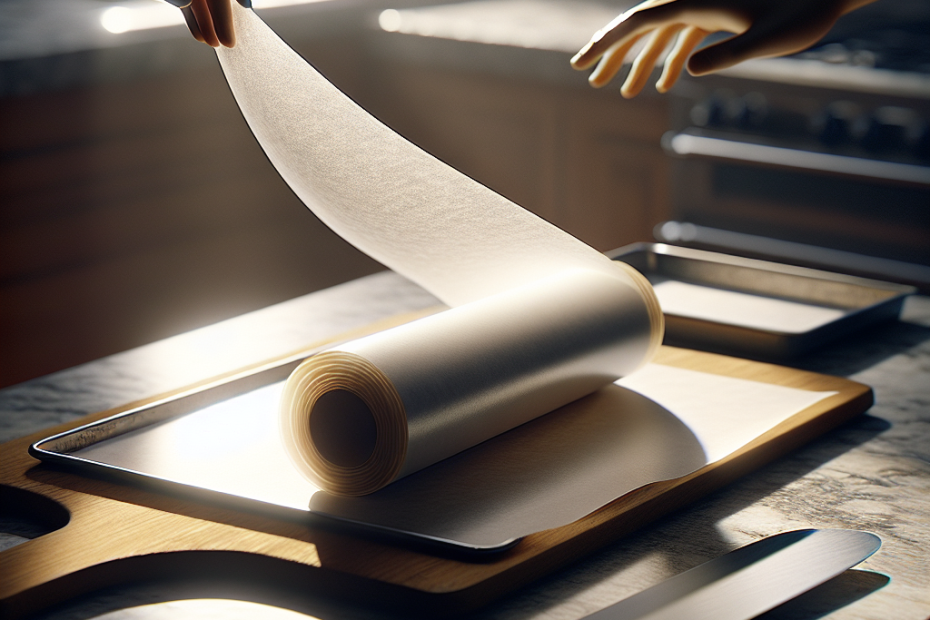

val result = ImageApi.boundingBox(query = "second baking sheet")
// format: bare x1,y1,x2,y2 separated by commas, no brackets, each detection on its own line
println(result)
611,244,914,358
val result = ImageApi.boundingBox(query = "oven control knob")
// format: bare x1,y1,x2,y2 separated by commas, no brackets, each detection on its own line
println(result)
914,123,930,160
813,101,857,147
861,118,905,152
735,92,768,130
819,113,849,146
860,106,916,153
690,96,727,128
818,113,849,146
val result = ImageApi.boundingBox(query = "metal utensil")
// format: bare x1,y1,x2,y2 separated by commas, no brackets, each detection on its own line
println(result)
585,529,882,620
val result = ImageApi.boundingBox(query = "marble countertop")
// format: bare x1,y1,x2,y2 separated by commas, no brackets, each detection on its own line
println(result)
1,269,928,619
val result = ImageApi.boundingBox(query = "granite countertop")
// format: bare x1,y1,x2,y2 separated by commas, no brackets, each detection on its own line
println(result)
1,270,928,619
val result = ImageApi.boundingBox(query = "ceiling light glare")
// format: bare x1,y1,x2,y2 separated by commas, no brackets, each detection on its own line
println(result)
101,0,331,35
101,6,133,34
379,9,402,32
100,2,185,34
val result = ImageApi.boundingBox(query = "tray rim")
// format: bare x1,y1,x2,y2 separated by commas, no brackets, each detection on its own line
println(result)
608,242,915,358
27,311,521,556
608,242,916,299
27,339,865,558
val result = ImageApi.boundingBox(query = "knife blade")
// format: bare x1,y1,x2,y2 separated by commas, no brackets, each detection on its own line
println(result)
584,529,882,620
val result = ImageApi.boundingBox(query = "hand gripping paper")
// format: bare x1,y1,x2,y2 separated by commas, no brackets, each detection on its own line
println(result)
216,5,663,495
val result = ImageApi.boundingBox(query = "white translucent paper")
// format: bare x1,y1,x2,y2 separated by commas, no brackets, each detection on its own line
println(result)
216,4,663,496
215,6,654,309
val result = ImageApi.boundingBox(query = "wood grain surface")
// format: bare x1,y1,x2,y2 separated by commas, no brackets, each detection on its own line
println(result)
0,314,872,620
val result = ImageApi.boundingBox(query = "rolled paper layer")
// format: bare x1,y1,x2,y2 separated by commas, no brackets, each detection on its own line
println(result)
281,270,656,496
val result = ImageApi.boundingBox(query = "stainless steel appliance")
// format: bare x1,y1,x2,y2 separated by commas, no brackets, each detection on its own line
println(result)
662,0,930,282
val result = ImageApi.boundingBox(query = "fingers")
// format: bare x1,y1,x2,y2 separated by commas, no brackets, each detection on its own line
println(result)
185,0,237,47
588,33,646,88
685,17,804,76
571,0,684,70
621,24,682,98
207,0,235,47
181,6,205,44
571,15,633,71
688,2,848,76
687,32,756,75
656,26,706,92
575,0,859,92
189,0,220,47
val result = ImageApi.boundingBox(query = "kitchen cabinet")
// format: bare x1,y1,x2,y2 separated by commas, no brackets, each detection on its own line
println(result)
0,34,382,388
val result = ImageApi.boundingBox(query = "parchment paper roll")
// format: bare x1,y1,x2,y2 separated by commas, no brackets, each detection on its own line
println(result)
281,270,654,495
216,5,663,496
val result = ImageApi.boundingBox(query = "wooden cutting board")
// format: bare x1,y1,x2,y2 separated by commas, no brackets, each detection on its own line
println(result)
0,314,872,619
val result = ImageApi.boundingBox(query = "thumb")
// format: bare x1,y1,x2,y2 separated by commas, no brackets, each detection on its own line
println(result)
687,10,841,77
686,31,763,75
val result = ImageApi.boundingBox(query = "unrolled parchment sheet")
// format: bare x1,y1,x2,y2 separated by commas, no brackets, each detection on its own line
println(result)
215,5,655,309
74,365,837,549
216,4,663,496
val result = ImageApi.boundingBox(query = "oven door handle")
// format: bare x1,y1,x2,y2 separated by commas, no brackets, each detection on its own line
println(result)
663,131,930,187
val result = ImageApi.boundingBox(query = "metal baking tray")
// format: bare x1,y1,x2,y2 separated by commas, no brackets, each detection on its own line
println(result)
28,356,519,558
609,243,915,359
28,247,893,556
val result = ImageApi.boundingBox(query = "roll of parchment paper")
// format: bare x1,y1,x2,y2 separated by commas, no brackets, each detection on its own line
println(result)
281,270,654,495
216,5,662,495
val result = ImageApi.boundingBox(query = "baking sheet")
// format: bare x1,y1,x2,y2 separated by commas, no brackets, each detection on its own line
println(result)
38,363,835,551
650,279,846,334
611,244,914,358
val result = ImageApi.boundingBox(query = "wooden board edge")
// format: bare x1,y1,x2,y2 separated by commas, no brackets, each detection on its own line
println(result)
0,342,876,617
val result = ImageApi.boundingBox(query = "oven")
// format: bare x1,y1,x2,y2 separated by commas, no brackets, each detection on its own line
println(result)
659,0,930,288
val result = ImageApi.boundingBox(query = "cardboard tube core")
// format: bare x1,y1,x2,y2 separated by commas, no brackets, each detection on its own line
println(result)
281,351,407,496
310,390,377,468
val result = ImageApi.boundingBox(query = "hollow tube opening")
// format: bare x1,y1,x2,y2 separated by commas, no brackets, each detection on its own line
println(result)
310,389,377,468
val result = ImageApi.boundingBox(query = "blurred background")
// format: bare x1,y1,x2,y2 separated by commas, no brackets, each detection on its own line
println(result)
1,0,928,388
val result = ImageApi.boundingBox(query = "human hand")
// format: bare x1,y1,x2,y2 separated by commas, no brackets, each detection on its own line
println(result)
570,0,878,98
164,0,251,48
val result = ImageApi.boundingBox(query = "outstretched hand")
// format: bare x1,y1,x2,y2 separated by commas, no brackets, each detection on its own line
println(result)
171,0,251,48
570,0,877,98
